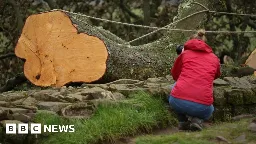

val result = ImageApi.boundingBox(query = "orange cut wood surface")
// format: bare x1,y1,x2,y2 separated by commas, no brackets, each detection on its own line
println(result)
15,11,108,87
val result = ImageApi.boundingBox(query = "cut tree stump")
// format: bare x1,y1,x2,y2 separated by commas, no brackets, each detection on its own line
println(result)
14,10,177,87
15,11,108,87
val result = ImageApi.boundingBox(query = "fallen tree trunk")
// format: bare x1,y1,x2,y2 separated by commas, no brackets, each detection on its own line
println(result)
14,0,214,88
2,0,254,91
15,11,177,87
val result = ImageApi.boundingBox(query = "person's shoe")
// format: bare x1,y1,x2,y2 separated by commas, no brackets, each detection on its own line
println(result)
178,121,191,130
190,117,203,131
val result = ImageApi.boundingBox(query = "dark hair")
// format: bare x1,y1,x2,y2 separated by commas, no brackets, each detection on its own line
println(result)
176,45,184,55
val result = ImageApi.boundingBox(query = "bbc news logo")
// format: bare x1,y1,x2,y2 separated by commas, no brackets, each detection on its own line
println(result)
5,123,75,134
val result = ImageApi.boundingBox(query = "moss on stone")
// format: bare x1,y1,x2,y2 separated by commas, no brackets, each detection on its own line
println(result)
225,89,244,105
243,89,256,104
213,87,227,106
232,106,254,116
213,106,232,121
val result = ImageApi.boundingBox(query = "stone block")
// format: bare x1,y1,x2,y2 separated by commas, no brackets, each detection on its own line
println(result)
213,87,227,106
213,79,229,86
243,89,256,104
213,106,232,121
224,89,244,105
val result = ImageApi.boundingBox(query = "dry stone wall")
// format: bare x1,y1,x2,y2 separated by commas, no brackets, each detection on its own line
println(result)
0,75,255,123
0,75,256,143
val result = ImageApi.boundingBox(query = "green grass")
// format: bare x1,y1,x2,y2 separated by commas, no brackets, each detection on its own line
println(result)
34,91,177,144
134,118,256,144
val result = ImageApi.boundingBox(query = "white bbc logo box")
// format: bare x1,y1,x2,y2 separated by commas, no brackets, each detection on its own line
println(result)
6,123,41,134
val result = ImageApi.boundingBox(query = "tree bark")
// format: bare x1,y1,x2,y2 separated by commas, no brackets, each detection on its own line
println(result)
14,11,176,87
13,0,216,88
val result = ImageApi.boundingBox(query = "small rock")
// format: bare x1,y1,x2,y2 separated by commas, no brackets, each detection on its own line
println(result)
144,83,161,88
161,84,172,95
32,90,64,102
0,120,23,127
4,93,26,102
0,107,28,114
248,122,256,132
0,101,8,107
96,91,114,100
234,133,246,143
12,113,31,123
60,86,68,95
216,136,231,143
80,87,105,95
213,78,229,86
146,77,162,83
37,102,72,112
106,79,142,85
25,113,36,121
80,87,116,100
81,84,109,89
112,92,125,100
37,110,57,115
231,114,254,121
108,84,144,96
22,97,37,106
69,93,83,101
57,95,76,103
51,92,62,97
12,98,25,105
0,109,7,121
165,75,173,82
61,103,96,119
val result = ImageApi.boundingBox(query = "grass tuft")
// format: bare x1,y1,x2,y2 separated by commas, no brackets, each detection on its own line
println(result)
34,91,176,144
134,118,256,144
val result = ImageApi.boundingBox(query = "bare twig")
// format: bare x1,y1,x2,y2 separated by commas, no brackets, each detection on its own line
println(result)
127,9,209,44
191,2,209,11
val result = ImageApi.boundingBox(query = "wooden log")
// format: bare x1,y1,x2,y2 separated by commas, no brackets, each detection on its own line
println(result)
15,11,176,87
15,11,109,87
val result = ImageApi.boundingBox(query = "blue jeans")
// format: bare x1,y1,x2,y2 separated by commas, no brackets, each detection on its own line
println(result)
169,83,214,122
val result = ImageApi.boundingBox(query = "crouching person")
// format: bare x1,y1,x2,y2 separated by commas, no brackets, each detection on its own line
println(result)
169,29,221,131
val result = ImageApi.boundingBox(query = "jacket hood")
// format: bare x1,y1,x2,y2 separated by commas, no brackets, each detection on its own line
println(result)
184,39,213,53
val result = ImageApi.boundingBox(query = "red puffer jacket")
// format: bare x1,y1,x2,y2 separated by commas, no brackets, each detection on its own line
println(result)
170,39,221,105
